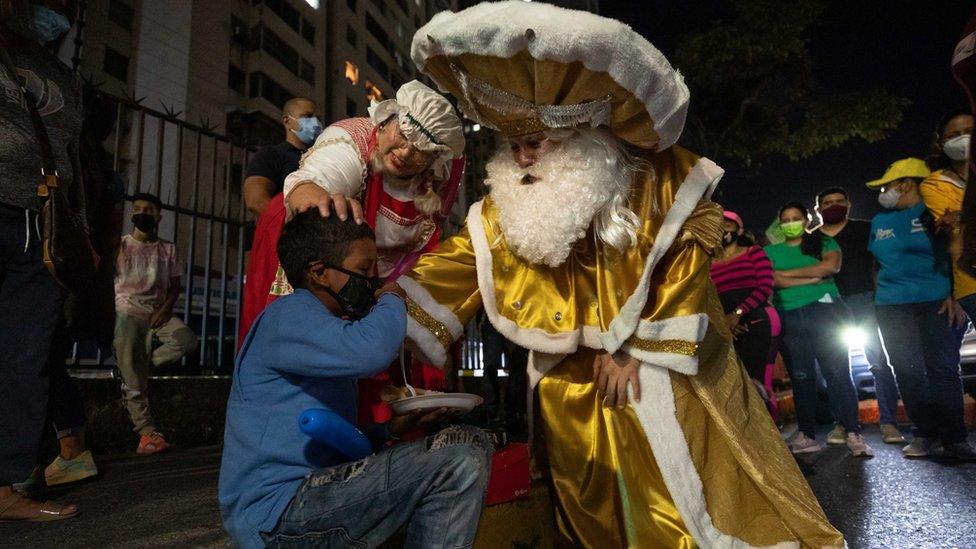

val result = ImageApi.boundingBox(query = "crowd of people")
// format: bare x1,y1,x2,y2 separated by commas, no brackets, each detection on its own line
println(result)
2,2,975,548
709,111,976,462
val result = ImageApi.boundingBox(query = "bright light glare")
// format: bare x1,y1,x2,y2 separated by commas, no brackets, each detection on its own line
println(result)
842,327,867,350
472,123,481,132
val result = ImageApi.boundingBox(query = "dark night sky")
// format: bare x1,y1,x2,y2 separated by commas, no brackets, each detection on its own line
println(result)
600,0,974,235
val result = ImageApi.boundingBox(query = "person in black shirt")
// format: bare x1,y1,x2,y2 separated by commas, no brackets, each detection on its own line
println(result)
816,186,904,445
243,97,321,217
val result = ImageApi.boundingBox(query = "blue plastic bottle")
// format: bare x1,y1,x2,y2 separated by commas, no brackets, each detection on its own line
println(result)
299,408,373,460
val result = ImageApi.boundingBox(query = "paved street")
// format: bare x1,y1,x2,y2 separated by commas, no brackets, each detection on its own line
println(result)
2,426,974,548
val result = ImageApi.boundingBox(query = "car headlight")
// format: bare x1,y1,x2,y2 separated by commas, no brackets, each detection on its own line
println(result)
842,327,867,349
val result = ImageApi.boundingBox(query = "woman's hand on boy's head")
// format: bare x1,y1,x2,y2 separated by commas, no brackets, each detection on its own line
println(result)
376,282,406,300
287,183,365,224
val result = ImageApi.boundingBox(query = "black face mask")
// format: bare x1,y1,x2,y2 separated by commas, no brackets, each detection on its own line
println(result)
132,213,157,234
722,231,737,246
324,265,382,319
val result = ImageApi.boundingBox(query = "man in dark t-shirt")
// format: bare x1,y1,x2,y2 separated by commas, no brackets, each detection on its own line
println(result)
242,97,320,217
816,186,904,444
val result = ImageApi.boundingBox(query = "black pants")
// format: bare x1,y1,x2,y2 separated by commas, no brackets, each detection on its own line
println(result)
0,204,63,484
720,289,778,381
47,319,88,437
876,300,967,444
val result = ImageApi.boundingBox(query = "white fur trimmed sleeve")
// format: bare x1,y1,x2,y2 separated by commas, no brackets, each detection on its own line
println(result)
283,126,366,200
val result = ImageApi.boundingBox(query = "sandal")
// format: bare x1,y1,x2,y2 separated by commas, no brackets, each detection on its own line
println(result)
0,492,78,522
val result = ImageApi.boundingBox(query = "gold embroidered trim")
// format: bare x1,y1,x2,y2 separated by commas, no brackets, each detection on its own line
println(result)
498,117,549,137
406,298,454,350
625,336,699,357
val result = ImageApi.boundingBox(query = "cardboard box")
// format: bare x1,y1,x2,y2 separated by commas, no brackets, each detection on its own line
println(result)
486,443,531,506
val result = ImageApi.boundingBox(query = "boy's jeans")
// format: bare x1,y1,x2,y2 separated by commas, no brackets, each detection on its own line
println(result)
262,425,493,549
114,313,199,434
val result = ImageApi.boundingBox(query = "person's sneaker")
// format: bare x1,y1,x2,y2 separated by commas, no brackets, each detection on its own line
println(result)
941,442,976,462
902,437,942,458
846,432,874,458
45,451,99,487
880,423,905,444
12,466,45,498
137,432,171,455
826,425,846,445
789,433,823,454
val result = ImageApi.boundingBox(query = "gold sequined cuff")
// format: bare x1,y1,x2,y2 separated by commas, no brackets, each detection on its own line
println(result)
625,336,699,357
405,298,454,350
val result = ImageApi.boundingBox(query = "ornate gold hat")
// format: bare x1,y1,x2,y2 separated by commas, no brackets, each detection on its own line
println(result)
411,1,690,151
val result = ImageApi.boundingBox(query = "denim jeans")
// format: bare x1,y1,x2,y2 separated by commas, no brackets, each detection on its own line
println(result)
876,300,967,444
0,205,63,484
262,425,492,548
844,291,900,425
779,300,861,438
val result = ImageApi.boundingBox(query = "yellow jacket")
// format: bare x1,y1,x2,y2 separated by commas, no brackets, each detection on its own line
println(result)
921,169,976,299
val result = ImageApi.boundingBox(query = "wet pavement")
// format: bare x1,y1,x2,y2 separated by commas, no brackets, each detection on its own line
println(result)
1,425,974,548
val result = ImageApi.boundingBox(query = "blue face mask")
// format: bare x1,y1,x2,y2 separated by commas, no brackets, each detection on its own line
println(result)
290,116,323,145
25,4,72,45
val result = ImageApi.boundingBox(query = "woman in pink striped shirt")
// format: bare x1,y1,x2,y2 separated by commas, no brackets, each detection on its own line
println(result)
710,211,779,385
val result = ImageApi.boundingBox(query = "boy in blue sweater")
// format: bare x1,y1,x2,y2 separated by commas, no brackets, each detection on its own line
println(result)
219,211,491,548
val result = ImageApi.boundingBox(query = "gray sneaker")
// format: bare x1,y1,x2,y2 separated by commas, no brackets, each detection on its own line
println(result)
902,437,942,458
880,423,905,444
846,432,874,458
942,442,976,462
789,432,823,454
826,425,846,445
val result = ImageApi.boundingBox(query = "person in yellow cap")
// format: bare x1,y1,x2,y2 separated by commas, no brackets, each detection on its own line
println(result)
382,2,845,548
921,110,976,321
866,158,976,462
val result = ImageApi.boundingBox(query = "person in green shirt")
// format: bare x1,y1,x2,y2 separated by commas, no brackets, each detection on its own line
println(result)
764,202,872,458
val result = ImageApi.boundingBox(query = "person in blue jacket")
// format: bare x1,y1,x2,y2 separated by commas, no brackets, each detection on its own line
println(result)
219,211,492,548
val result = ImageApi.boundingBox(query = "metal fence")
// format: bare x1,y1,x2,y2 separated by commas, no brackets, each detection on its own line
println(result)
71,89,255,374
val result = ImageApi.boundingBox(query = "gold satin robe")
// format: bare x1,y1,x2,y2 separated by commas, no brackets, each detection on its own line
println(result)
401,145,844,549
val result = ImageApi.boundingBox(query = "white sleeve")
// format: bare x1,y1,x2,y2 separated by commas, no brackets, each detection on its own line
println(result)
283,126,367,199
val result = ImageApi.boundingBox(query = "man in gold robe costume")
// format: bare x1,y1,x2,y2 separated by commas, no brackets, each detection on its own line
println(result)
396,3,846,547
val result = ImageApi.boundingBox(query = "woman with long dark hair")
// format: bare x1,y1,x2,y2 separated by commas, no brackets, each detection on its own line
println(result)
922,110,976,321
710,211,779,404
764,203,871,457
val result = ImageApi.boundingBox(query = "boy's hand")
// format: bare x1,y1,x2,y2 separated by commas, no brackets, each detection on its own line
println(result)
388,408,457,438
376,282,406,300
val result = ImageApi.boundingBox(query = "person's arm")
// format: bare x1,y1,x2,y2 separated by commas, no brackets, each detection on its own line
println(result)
270,294,407,378
773,271,823,288
243,175,276,217
734,247,774,316
283,127,367,219
149,276,181,328
778,250,841,278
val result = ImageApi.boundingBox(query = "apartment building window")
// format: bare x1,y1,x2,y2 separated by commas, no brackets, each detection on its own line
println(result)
228,64,246,94
263,0,300,32
249,72,296,110
393,0,408,14
366,47,388,81
346,97,358,118
365,13,390,50
368,0,386,16
300,16,315,44
345,61,360,85
300,58,315,86
261,26,300,75
108,0,134,30
346,0,356,12
248,72,261,98
103,47,129,82
346,25,357,48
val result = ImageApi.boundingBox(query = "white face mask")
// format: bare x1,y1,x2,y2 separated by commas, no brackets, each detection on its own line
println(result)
943,134,971,161
878,188,901,209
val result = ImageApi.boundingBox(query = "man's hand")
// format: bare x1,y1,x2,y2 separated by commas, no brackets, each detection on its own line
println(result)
287,183,364,224
935,210,962,234
939,297,969,329
149,309,172,329
592,351,641,409
376,282,406,300
388,408,456,438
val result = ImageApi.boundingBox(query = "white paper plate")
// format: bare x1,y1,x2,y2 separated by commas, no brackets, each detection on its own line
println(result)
389,393,484,415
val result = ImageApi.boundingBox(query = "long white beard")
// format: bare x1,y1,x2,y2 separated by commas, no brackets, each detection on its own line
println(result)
486,133,631,268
